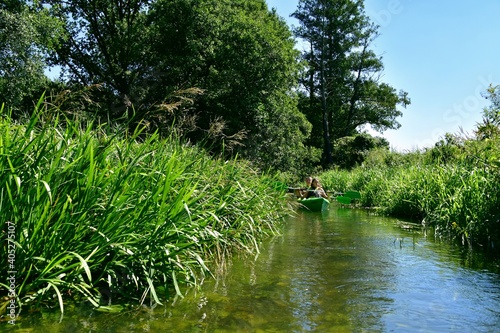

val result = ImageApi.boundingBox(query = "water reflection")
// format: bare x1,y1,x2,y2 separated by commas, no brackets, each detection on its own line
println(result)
9,207,500,332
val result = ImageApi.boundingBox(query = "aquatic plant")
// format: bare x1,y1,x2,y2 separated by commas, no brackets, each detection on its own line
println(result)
0,101,291,314
320,143,500,251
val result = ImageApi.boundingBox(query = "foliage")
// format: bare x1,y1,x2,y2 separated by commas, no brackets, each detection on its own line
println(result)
320,84,500,248
427,132,465,164
292,0,409,166
0,102,292,313
363,146,426,169
39,0,311,173
476,84,500,140
42,0,154,120
151,0,312,172
331,133,389,169
482,84,500,123
0,3,63,111
319,127,500,251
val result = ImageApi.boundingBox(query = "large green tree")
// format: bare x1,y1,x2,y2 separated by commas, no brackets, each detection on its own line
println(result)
0,2,61,111
42,0,154,120
153,0,311,170
44,0,311,172
292,0,409,166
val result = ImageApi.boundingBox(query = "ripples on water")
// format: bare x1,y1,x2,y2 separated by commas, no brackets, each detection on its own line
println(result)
8,207,500,332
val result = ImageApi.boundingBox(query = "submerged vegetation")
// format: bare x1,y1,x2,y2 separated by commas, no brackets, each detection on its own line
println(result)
0,102,292,314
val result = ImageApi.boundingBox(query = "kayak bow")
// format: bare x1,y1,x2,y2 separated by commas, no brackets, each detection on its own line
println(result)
298,197,330,211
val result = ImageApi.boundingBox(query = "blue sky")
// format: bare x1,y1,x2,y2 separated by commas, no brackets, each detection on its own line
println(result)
266,0,500,151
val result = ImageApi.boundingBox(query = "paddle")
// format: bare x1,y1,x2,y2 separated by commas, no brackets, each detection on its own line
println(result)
344,190,361,200
326,190,345,196
281,184,361,205
286,187,313,193
287,187,360,196
326,189,361,199
287,187,300,193
336,195,352,204
272,183,314,194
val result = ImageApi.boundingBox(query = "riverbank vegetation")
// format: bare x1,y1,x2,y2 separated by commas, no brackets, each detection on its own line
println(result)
2,0,499,317
0,103,292,313
1,0,409,174
319,95,500,251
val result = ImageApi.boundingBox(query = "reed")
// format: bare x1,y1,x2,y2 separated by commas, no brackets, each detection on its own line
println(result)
320,150,500,250
0,103,291,313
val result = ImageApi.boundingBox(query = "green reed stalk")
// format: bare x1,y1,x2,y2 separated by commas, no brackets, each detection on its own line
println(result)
320,158,499,250
0,105,291,314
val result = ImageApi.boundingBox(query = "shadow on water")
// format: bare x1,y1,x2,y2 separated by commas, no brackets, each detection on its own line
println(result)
6,206,500,332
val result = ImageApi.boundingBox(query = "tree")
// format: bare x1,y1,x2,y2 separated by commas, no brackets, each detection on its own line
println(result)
475,84,500,140
43,0,312,172
142,0,313,170
0,3,61,111
292,0,409,167
332,132,389,169
42,0,156,121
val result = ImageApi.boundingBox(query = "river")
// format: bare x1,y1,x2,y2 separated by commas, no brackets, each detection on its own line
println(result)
9,206,500,332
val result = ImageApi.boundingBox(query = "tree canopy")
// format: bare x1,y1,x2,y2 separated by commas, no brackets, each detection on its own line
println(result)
0,2,62,109
1,0,415,172
475,84,500,140
292,0,410,166
36,0,311,171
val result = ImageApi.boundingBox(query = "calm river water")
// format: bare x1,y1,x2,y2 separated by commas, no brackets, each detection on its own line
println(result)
9,206,500,332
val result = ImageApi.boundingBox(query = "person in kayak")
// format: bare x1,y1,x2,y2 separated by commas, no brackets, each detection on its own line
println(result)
294,176,312,199
295,177,328,199
304,176,312,189
310,178,328,199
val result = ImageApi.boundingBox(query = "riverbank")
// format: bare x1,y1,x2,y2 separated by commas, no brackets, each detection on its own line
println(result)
0,107,292,316
318,148,500,253
10,207,500,332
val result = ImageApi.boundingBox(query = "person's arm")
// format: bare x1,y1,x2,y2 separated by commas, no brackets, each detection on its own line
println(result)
294,189,307,199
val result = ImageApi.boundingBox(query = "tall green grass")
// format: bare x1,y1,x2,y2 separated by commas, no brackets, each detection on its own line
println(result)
0,103,291,314
320,148,500,250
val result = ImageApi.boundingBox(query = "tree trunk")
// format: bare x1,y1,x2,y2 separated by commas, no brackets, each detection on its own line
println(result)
319,23,333,165
308,43,315,110
345,42,368,137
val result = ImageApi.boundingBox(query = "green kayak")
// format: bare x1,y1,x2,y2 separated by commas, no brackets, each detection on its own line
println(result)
298,197,330,211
